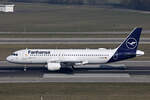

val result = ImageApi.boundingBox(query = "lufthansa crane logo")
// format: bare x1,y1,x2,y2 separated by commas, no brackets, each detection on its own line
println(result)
126,38,137,49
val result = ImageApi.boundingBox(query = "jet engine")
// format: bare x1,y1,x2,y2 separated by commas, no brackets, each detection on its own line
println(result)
46,63,61,71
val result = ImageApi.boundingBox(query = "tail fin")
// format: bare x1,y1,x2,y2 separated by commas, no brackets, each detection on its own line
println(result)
108,28,142,63
117,27,142,52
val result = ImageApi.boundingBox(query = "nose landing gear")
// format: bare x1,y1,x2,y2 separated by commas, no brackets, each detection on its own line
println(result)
24,65,27,72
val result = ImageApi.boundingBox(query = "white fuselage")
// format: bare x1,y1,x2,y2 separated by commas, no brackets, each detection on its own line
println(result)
7,48,116,64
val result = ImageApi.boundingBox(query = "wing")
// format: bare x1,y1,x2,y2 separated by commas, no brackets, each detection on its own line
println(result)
46,59,88,71
48,58,88,65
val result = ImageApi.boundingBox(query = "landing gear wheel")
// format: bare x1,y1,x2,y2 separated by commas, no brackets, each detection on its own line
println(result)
72,66,75,70
59,67,74,74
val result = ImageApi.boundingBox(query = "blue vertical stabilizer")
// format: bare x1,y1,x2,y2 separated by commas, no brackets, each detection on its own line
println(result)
108,28,142,63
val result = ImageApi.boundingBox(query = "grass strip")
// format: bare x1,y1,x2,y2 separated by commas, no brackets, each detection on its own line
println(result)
0,83,150,100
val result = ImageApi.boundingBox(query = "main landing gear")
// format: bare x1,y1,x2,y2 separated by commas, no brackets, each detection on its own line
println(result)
59,63,75,74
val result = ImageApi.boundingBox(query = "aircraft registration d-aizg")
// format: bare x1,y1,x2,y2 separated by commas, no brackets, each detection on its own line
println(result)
7,28,144,71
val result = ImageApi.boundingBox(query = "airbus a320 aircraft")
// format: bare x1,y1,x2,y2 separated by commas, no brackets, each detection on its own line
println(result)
7,28,144,71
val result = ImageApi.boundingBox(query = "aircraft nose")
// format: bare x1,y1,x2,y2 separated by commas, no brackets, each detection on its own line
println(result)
6,56,12,62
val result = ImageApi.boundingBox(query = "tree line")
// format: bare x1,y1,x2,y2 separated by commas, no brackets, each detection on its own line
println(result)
2,0,107,5
120,0,150,10
2,0,150,10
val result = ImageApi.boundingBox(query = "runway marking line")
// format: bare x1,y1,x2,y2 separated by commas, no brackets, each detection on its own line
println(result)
43,74,130,78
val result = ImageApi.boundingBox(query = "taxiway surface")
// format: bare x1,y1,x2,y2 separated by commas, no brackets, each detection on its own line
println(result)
0,38,150,44
0,30,150,34
0,61,150,83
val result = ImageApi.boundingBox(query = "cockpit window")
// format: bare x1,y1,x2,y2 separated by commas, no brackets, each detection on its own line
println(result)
11,53,18,56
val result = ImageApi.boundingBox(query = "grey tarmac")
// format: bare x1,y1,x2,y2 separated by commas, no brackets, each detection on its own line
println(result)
0,61,150,67
0,30,150,34
0,61,150,83
0,38,150,44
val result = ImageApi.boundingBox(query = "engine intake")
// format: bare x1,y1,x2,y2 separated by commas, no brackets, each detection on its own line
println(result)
46,63,61,71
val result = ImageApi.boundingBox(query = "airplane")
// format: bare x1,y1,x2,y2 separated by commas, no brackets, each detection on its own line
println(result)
6,28,144,71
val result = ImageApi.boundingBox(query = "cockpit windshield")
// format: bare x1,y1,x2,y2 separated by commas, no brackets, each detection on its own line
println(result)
11,53,18,56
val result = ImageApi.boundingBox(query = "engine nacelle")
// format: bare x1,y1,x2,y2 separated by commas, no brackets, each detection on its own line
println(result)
46,63,61,71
